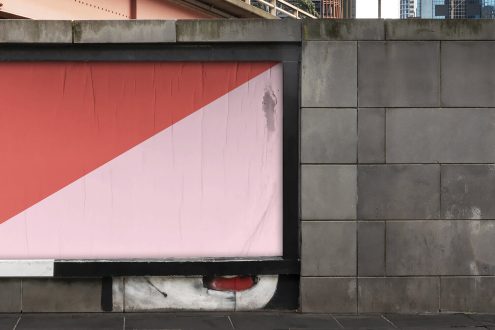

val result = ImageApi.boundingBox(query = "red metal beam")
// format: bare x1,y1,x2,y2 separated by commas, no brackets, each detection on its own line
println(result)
130,0,137,19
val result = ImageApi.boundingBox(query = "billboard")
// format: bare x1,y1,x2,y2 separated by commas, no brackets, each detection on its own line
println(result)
0,61,283,260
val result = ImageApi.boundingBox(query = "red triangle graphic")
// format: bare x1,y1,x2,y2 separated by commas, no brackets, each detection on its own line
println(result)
0,61,275,225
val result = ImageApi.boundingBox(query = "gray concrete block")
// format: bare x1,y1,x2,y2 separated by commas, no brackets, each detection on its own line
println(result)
301,108,357,163
0,20,72,43
302,165,357,220
74,20,176,43
358,277,439,313
301,277,357,313
301,221,356,276
0,279,21,312
357,165,440,220
442,42,495,107
303,19,384,40
442,165,495,219
386,108,495,163
302,41,357,108
386,220,495,276
358,41,440,107
358,221,385,276
176,19,300,42
358,108,385,163
386,19,495,40
22,278,103,312
441,277,495,313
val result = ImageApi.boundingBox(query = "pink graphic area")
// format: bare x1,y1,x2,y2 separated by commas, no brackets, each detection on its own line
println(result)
0,64,283,259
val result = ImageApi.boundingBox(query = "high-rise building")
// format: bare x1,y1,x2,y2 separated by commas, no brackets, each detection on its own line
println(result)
416,0,495,18
401,0,418,18
342,0,356,17
482,0,495,17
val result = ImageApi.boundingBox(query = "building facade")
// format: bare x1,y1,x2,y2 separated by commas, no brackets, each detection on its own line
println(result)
401,0,418,18
314,0,355,18
417,0,495,18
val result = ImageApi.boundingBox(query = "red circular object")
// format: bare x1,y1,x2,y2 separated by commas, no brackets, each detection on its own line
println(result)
205,276,256,292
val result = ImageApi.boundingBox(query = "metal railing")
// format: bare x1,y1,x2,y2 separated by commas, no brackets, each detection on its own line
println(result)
244,0,317,18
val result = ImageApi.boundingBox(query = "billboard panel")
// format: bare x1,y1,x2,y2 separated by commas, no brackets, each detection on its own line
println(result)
0,61,283,259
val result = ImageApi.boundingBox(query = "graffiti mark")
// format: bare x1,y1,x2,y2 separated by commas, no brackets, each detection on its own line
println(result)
146,278,168,298
262,86,277,133
122,275,281,311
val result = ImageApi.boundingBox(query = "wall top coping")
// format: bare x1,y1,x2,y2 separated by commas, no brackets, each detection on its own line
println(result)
1,19,495,44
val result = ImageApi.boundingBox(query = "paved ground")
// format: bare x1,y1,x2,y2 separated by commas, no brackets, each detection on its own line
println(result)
1,312,495,329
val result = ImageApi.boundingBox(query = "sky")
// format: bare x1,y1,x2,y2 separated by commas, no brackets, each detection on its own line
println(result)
356,0,400,18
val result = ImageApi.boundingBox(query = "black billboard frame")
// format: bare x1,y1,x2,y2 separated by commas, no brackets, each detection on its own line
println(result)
0,43,300,277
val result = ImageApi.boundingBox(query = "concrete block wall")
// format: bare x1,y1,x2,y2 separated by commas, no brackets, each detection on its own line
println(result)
0,279,108,312
1,19,495,313
301,19,495,313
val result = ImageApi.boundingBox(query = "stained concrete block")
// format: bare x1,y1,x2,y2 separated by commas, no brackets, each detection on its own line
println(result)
303,19,384,41
112,277,124,312
301,165,357,220
124,277,235,311
22,278,103,312
441,277,495,313
176,19,300,42
358,277,439,313
358,41,440,107
358,108,385,163
357,165,440,220
302,41,357,108
386,108,495,163
358,221,385,276
386,220,495,276
73,20,176,43
442,165,495,220
301,277,357,313
385,19,495,40
301,221,356,276
442,42,495,107
0,279,21,312
0,20,72,43
301,108,357,163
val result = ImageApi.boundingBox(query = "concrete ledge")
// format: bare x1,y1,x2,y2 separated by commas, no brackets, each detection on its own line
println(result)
176,19,300,42
3,20,495,44
303,20,384,41
0,20,72,43
73,20,176,43
386,19,495,40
